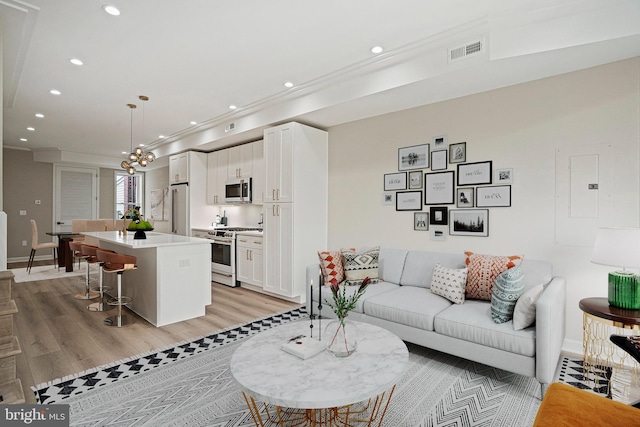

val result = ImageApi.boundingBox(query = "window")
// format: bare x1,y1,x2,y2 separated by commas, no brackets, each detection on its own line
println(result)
114,171,144,219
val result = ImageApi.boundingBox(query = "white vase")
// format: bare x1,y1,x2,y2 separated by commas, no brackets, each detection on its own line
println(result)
325,319,358,357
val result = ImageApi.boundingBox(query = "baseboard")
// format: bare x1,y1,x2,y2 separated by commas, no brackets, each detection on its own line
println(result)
562,338,583,359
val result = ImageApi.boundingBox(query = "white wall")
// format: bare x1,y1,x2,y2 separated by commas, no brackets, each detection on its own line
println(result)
326,58,640,354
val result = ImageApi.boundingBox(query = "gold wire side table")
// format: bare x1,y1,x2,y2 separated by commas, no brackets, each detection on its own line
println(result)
579,297,640,401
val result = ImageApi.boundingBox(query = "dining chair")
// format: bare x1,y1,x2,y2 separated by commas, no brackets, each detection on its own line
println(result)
27,219,58,273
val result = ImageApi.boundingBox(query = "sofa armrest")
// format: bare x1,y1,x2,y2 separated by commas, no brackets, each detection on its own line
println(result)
306,264,321,314
535,276,566,386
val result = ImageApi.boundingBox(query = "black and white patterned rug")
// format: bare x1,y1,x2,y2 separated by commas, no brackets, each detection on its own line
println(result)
32,310,603,426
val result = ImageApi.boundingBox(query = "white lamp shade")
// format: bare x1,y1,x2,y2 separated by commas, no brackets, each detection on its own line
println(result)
591,227,640,269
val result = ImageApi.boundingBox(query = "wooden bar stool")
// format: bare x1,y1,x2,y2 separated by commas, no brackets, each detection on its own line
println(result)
80,245,114,312
69,241,99,300
96,250,137,327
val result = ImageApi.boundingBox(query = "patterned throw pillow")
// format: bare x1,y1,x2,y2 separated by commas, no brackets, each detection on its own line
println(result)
342,247,380,286
491,266,525,323
318,251,347,286
430,263,468,304
464,251,523,301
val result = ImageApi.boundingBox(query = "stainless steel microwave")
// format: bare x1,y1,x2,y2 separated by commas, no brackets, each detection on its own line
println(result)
225,177,252,203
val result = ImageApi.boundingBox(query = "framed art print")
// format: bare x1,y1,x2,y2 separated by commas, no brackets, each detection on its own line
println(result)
382,192,395,205
449,209,489,237
432,135,447,150
398,144,429,170
449,142,466,163
396,191,422,211
409,170,423,189
456,187,474,208
495,168,513,184
457,161,492,186
429,206,448,225
414,212,429,231
476,185,511,207
424,171,454,205
384,172,407,191
431,225,447,241
430,150,448,171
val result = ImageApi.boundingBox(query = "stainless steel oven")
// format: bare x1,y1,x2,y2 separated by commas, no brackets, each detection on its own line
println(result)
210,234,236,287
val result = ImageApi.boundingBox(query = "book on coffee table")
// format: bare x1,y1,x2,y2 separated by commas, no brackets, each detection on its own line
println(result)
280,335,325,359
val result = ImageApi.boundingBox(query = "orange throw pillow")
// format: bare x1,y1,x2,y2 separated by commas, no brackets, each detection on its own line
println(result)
464,251,523,301
318,251,346,286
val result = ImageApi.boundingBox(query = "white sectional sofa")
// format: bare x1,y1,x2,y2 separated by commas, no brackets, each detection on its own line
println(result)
306,247,566,397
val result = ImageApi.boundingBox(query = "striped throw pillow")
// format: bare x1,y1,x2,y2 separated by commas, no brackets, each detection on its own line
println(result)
491,266,525,323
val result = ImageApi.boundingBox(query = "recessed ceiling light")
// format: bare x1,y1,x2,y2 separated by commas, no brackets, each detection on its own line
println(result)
27,127,35,131
371,46,383,54
50,89,61,95
284,81,294,88
20,138,27,142
190,121,197,125
35,113,44,118
139,144,145,147
159,135,165,138
103,5,120,16
228,105,237,110
70,58,83,66
122,151,127,154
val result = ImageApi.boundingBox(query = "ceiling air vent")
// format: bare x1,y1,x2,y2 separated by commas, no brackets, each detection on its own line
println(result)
225,122,235,133
448,40,483,63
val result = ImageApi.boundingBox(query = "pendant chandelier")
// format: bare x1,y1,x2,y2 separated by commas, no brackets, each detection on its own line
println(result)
120,95,156,175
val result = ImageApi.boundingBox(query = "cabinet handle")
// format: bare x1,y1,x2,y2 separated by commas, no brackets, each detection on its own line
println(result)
253,241,262,245
247,250,250,260
272,189,276,200
276,189,280,200
249,250,253,261
272,205,276,216
277,205,280,216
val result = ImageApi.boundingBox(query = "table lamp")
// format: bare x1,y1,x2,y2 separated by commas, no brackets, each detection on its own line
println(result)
591,227,640,309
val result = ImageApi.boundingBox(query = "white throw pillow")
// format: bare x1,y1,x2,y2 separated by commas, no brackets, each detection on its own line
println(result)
430,263,468,304
512,284,544,330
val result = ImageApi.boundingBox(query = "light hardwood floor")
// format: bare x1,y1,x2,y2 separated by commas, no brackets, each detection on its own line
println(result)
9,260,300,404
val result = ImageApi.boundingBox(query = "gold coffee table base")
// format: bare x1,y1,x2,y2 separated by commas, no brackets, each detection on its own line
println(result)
242,385,396,427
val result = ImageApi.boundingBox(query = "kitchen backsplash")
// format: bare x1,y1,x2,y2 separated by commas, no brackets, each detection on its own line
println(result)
213,204,263,228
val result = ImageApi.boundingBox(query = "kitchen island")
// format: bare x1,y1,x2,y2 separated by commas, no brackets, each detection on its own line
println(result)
82,231,211,327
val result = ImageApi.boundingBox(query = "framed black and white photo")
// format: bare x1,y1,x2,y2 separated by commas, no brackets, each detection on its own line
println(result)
414,212,429,231
409,170,423,189
449,209,489,237
430,150,448,171
398,144,429,170
429,206,448,225
456,187,474,208
495,168,513,184
382,192,395,205
396,191,422,211
424,171,455,205
476,185,511,207
457,161,492,186
449,142,466,163
432,135,447,150
384,172,407,191
431,225,447,241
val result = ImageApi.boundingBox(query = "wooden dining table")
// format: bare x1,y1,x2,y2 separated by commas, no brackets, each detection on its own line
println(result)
46,231,80,272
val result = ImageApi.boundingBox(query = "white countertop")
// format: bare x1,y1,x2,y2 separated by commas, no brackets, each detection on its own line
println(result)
82,231,211,249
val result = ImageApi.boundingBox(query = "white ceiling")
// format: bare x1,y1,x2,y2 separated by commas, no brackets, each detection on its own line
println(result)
2,0,640,169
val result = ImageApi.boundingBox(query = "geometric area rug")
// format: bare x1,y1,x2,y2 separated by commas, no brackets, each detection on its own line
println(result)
33,308,587,426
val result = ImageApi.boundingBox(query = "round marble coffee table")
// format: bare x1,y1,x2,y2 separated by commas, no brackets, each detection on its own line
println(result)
230,320,408,426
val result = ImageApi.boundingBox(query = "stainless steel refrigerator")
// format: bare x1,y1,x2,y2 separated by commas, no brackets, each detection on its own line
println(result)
171,183,189,235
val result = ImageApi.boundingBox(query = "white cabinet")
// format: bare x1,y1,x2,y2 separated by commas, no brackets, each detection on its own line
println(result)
263,122,328,302
206,150,227,205
227,143,253,179
252,140,265,205
169,153,189,184
236,234,264,287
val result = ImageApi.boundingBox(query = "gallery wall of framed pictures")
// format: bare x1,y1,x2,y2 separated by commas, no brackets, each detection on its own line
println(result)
383,136,514,239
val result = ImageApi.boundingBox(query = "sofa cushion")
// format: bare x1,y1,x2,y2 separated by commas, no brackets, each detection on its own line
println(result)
363,286,452,331
464,252,523,300
400,251,466,288
491,266,525,323
342,247,380,286
430,264,468,304
378,247,408,284
318,250,347,286
513,284,544,330
434,300,536,357
313,281,399,314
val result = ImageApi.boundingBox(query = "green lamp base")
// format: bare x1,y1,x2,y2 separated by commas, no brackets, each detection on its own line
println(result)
608,271,640,309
